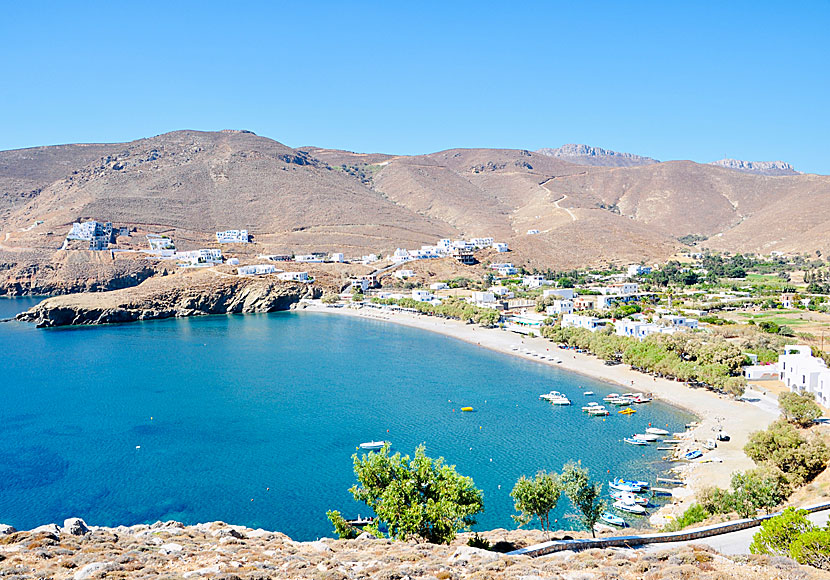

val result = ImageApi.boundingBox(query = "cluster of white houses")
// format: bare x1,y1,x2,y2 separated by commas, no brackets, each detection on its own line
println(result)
557,313,699,338
63,220,130,250
391,237,508,265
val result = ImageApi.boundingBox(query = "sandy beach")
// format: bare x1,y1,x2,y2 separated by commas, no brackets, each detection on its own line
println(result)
301,300,780,525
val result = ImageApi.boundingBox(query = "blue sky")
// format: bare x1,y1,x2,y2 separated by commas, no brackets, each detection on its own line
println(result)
1,1,828,173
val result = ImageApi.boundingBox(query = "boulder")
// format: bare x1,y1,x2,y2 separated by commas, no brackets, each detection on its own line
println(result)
73,562,114,580
29,523,61,536
303,540,332,554
159,542,183,555
0,524,17,535
447,545,500,565
62,517,90,535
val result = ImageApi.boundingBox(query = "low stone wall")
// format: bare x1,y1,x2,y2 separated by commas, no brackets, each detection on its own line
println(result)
508,501,830,557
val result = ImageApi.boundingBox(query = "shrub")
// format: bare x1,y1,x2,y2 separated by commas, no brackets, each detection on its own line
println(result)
697,485,733,515
511,470,561,532
779,392,822,428
325,510,359,539
750,507,813,556
730,467,788,517
744,419,830,487
466,533,492,550
790,529,830,570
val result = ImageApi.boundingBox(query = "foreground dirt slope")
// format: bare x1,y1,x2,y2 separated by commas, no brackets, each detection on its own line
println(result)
0,520,822,580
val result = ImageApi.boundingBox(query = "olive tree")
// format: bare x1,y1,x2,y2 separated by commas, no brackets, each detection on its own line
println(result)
511,470,561,534
560,461,605,538
779,392,822,428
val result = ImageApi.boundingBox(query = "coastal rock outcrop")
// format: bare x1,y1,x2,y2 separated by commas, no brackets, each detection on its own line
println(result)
62,517,90,536
16,269,319,327
0,520,823,580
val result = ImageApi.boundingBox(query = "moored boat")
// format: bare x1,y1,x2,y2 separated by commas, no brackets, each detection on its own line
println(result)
600,512,626,526
633,433,660,442
618,407,636,415
613,500,646,514
624,437,648,445
646,427,670,436
611,491,648,505
608,479,642,492
359,440,389,451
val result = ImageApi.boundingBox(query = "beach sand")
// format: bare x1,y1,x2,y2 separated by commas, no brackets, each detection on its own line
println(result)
301,301,780,525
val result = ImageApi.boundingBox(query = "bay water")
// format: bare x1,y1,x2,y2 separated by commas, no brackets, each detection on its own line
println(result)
0,299,693,539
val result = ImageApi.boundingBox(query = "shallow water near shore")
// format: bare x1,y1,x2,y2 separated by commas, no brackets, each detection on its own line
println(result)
0,301,693,539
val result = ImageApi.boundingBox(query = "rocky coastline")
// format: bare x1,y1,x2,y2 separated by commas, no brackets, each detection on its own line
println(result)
0,518,821,580
14,270,319,327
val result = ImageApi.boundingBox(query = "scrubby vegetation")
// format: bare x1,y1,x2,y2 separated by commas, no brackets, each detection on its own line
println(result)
744,420,830,487
751,507,830,571
779,392,823,428
370,296,500,326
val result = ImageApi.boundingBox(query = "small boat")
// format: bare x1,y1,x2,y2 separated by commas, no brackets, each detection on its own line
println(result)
359,441,389,451
540,391,571,405
685,421,700,429
716,431,730,441
624,437,649,446
611,491,648,505
608,479,643,493
616,477,649,489
587,406,610,416
582,402,601,412
646,428,670,436
461,407,474,412
600,512,626,526
618,407,636,415
613,500,646,514
633,433,660,442
684,450,703,460
583,391,594,396
703,439,717,450
603,394,621,402
345,515,374,527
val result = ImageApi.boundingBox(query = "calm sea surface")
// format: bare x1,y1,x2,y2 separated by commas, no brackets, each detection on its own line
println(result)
0,299,693,539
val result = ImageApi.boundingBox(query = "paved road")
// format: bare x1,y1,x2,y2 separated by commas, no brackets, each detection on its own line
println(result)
640,510,830,555
741,388,781,417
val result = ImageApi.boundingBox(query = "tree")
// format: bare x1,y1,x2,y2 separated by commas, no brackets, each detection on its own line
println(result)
745,420,830,487
325,510,359,539
321,294,339,304
750,507,813,556
511,471,561,534
729,467,788,518
347,444,484,544
352,291,364,302
560,461,605,538
779,392,822,428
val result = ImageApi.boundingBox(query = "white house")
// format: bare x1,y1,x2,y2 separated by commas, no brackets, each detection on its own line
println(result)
471,291,496,304
412,289,434,302
497,265,518,276
489,285,513,298
522,275,553,288
392,248,412,263
492,242,509,252
598,283,639,296
146,234,175,251
779,345,830,406
362,254,379,264
430,282,448,290
277,271,310,282
562,314,607,331
395,269,415,279
470,237,494,248
216,229,249,243
546,299,573,316
330,253,345,263
543,288,575,300
660,315,699,330
744,364,780,381
237,264,277,276
176,248,223,266
66,220,115,250
781,293,796,308
627,264,652,277
350,278,369,293
295,254,324,263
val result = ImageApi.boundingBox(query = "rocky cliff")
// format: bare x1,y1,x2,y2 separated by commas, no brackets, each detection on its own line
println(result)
535,144,659,167
15,269,318,327
0,518,821,580
710,158,800,176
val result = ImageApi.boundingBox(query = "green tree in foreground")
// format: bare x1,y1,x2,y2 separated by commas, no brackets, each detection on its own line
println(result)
790,529,830,570
560,461,605,538
511,470,561,534
750,507,813,556
346,444,483,544
779,391,822,428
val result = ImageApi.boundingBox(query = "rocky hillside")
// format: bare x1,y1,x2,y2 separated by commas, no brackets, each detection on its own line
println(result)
0,519,822,580
536,144,659,167
710,158,800,176
1,130,829,287
16,269,319,327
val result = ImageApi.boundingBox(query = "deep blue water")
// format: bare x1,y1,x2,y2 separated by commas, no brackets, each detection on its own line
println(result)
0,299,693,539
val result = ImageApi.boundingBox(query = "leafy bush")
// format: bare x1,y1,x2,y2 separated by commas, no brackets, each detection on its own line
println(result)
744,420,830,487
750,507,813,556
466,533,492,550
325,510,359,539
729,467,789,518
779,392,822,428
664,503,709,531
790,529,830,570
560,461,605,538
697,486,733,515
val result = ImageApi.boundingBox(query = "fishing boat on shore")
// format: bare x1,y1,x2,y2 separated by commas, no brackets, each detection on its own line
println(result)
684,449,703,460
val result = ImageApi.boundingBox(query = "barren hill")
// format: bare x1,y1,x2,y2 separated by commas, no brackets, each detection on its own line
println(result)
1,130,829,288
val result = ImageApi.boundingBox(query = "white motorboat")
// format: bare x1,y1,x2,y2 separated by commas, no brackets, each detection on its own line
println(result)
540,391,571,405
583,391,594,395
624,437,649,446
587,406,610,416
633,433,660,442
613,500,646,514
646,428,670,436
582,402,601,412
359,441,389,451
611,491,648,505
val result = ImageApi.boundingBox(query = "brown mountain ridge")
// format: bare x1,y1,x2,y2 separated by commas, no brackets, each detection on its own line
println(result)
0,130,828,277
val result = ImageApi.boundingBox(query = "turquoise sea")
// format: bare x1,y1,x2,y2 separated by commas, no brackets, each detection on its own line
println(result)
0,298,693,539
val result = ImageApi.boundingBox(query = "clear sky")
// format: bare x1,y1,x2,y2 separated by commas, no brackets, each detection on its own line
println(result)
1,1,828,173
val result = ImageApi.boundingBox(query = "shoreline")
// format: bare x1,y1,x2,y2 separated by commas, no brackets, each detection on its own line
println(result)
301,301,780,524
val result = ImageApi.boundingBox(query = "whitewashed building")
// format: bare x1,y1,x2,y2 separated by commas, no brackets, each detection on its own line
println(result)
526,229,540,235
330,253,345,263
237,264,277,276
295,254,324,263
277,271,310,282
350,278,369,293
176,248,223,266
779,345,830,406
146,234,175,251
627,264,652,277
543,288,575,300
430,282,448,290
545,299,573,316
395,269,415,279
562,314,607,331
216,229,249,243
492,242,509,252
412,289,434,302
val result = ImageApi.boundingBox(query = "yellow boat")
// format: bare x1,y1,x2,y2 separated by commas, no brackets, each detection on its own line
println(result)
618,407,636,414
461,407,474,412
